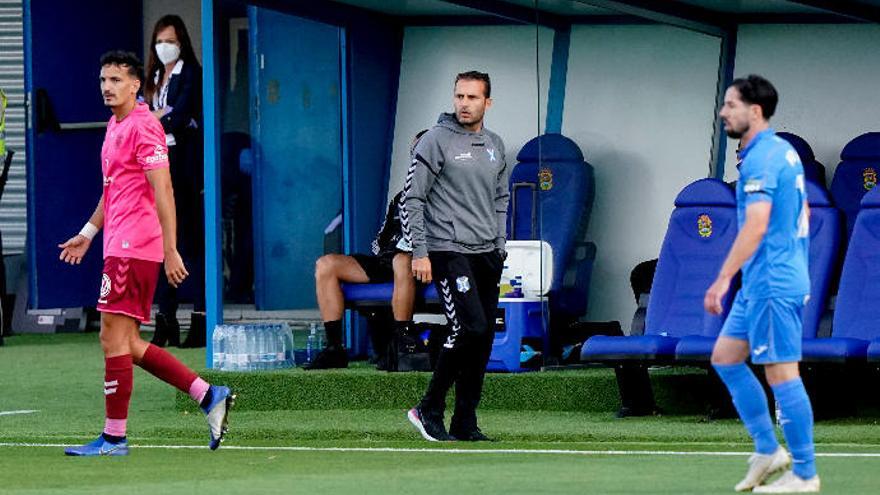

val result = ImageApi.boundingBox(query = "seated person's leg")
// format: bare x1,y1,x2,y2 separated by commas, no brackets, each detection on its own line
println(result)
392,252,416,341
308,254,371,369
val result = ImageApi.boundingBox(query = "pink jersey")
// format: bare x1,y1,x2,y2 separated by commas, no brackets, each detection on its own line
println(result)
101,102,169,262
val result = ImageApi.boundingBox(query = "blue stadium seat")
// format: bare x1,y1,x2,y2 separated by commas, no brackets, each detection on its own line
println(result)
675,182,841,361
829,132,880,240
583,178,737,362
777,132,827,189
509,133,596,325
342,282,439,307
867,339,880,362
803,185,880,363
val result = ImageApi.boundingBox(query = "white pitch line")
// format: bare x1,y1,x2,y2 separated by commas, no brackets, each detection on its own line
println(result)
0,410,39,416
0,442,879,458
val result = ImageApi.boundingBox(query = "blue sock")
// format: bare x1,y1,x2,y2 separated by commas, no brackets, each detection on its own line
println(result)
713,363,779,455
772,378,816,479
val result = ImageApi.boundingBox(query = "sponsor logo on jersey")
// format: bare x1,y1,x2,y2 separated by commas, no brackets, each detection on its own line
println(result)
145,144,169,165
743,179,764,193
697,214,713,238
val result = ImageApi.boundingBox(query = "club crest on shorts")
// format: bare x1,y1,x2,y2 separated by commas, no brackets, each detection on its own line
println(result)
456,275,471,293
697,214,713,238
539,167,553,191
100,273,112,300
863,167,877,191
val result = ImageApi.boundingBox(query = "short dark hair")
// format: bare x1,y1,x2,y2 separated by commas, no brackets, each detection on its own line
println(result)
455,71,491,98
730,74,778,120
100,50,144,84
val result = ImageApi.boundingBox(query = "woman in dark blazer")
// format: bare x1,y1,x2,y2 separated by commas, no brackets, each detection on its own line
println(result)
144,14,205,348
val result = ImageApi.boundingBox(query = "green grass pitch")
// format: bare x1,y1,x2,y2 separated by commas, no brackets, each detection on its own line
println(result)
1,333,879,494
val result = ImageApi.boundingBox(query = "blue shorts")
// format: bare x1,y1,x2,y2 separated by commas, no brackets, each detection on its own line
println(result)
720,292,806,364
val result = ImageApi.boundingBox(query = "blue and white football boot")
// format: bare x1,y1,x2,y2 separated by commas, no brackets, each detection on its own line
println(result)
64,436,129,456
202,385,235,450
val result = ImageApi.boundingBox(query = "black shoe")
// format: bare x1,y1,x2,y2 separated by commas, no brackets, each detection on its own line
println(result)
179,312,206,348
151,313,180,348
303,347,349,370
450,425,491,442
407,406,451,442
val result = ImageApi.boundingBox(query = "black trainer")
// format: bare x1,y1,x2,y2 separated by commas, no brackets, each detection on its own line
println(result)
407,406,451,442
449,425,491,442
303,347,349,370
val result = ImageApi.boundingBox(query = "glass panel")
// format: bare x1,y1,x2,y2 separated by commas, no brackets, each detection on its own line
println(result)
212,0,544,369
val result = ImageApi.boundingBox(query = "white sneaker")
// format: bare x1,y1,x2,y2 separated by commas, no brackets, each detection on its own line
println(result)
753,470,820,493
735,447,792,492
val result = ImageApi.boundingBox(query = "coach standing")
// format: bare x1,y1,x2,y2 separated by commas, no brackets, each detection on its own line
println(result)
403,71,509,442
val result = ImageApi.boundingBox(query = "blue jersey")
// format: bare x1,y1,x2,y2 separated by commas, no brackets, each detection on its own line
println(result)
737,128,810,299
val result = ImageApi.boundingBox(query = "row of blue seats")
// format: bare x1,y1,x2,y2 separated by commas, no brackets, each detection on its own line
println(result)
784,131,880,242
581,172,880,365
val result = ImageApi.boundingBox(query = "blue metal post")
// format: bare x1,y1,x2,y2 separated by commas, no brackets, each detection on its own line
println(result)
202,0,222,368
545,24,571,135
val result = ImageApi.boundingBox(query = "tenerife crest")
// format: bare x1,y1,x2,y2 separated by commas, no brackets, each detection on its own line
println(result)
538,168,553,191
863,167,877,191
697,214,713,238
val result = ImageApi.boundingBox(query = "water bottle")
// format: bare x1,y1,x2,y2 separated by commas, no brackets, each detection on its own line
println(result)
307,323,319,363
226,325,239,371
246,326,257,371
282,323,295,367
258,324,274,370
212,325,226,370
236,324,249,371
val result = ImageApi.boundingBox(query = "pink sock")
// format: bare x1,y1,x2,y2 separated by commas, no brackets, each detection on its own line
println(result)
104,418,127,438
189,377,210,403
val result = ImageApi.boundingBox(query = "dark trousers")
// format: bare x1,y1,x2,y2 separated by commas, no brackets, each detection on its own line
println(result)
155,141,206,314
419,250,503,428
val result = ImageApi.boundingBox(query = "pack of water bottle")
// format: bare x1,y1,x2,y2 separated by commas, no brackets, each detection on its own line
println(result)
212,323,295,371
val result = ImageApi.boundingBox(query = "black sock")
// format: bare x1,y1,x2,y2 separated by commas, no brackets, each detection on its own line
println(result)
394,320,413,335
102,433,126,444
324,320,343,348
199,387,214,410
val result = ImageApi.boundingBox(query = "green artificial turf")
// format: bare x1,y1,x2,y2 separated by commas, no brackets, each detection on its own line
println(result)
2,332,880,494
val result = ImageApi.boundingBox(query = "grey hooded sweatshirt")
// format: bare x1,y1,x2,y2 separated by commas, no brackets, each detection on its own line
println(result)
401,112,510,259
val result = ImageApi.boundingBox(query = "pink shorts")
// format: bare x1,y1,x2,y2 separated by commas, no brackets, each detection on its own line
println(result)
96,257,161,324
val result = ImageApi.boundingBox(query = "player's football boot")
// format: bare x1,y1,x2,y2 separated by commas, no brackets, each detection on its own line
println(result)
735,446,791,491
407,406,451,442
754,471,820,493
201,385,235,450
64,435,129,456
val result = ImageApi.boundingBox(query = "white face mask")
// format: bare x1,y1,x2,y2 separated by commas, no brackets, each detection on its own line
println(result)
155,43,180,65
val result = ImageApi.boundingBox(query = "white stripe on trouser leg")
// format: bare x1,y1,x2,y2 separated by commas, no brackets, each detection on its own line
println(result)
104,387,118,396
440,279,462,349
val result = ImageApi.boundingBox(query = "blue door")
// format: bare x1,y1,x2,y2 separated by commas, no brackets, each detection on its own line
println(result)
25,0,142,308
249,7,343,310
